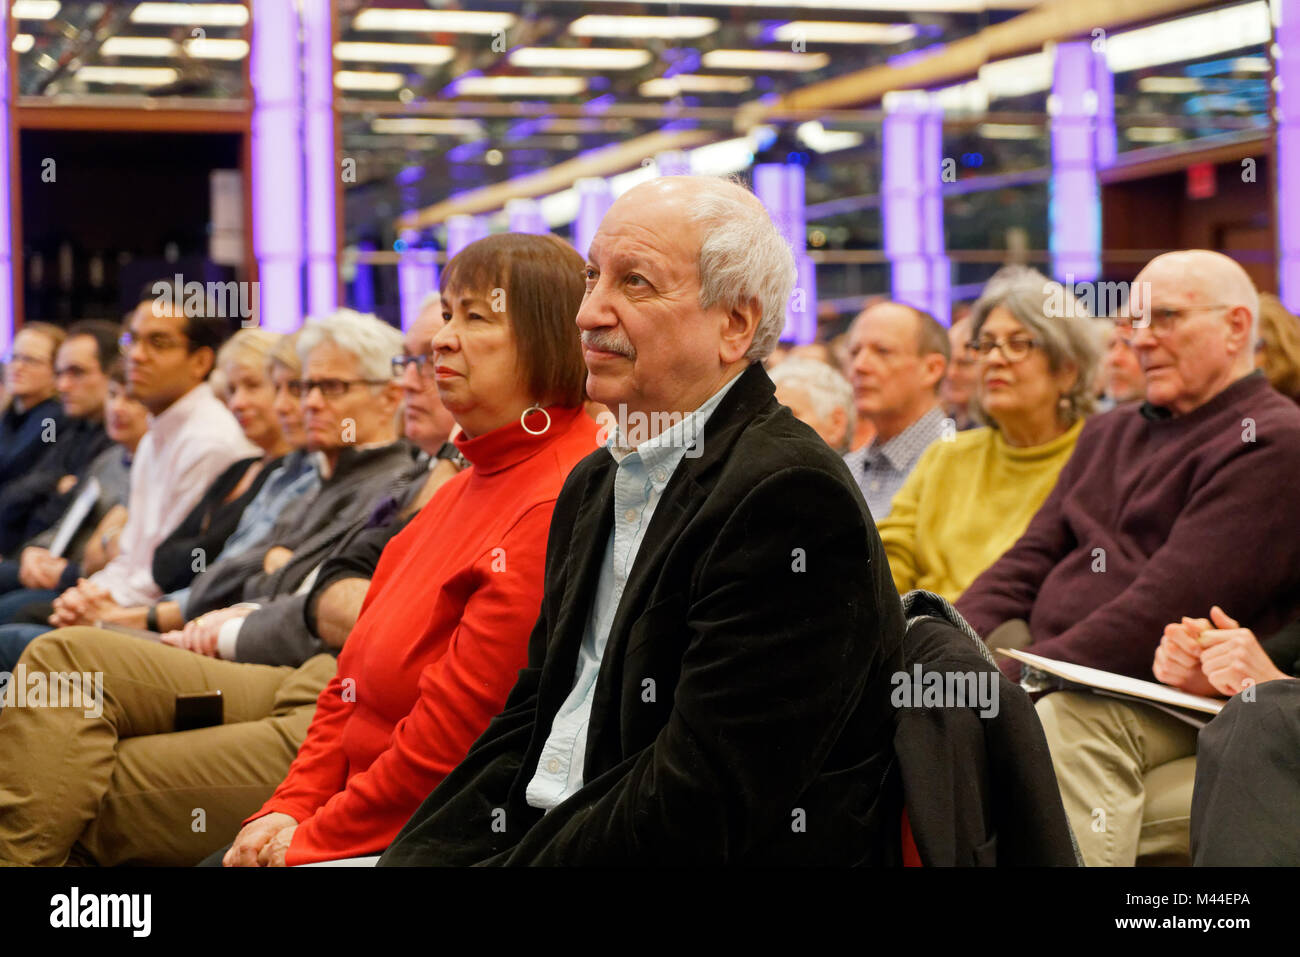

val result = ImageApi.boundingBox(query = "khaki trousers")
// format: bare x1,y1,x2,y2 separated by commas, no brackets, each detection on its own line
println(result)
0,627,336,866
1036,690,1198,867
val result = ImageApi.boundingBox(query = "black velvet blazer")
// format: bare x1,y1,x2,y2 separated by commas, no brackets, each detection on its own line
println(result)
381,362,908,866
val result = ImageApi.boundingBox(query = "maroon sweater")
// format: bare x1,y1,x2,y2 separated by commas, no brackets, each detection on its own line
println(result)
957,371,1300,680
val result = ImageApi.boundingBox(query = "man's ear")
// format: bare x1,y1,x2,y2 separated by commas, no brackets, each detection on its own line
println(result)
720,296,763,364
1225,305,1254,356
921,353,947,392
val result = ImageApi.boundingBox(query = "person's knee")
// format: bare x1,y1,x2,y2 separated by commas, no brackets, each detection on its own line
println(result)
19,627,104,672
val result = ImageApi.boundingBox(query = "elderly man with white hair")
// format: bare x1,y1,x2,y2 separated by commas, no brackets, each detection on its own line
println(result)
382,175,907,866
770,356,856,453
954,250,1300,867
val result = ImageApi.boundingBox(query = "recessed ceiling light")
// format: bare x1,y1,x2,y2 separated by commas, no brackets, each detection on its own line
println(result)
335,42,455,65
978,123,1043,140
508,47,653,70
455,76,587,96
640,74,754,96
371,118,484,136
185,38,248,60
568,15,719,40
11,0,60,20
129,2,248,26
352,9,517,34
12,34,35,54
77,65,180,86
578,0,1034,9
773,21,919,44
1126,126,1182,143
1105,2,1271,73
335,71,407,91
100,37,177,58
701,49,829,71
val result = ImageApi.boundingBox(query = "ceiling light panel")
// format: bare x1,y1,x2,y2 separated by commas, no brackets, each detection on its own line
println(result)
335,71,407,91
701,49,829,70
508,47,653,70
568,15,719,39
336,42,455,65
129,3,248,26
772,21,919,44
352,9,517,34
454,76,587,96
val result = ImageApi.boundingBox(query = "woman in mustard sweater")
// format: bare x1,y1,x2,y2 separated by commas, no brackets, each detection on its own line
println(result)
878,265,1102,601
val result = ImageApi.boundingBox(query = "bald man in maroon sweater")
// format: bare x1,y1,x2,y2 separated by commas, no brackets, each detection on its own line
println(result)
957,250,1300,683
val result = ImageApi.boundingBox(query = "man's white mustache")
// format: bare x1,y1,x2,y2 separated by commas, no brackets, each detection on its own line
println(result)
582,332,636,359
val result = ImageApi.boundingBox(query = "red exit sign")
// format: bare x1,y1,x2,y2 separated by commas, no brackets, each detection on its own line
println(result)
1187,162,1217,199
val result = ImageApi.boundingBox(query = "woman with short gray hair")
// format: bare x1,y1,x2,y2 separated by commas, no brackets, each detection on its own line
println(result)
877,265,1100,602
770,357,856,454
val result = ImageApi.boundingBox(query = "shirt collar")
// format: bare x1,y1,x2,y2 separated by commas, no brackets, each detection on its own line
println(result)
604,371,745,483
147,382,215,448
864,404,946,472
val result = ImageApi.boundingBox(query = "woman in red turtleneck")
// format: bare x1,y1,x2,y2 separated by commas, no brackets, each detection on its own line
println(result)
222,233,599,866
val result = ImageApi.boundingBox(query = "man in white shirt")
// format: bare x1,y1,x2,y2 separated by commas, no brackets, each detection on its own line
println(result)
44,290,259,629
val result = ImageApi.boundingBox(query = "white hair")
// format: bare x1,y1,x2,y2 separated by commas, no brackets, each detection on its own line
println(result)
685,177,797,363
296,308,404,382
769,357,856,453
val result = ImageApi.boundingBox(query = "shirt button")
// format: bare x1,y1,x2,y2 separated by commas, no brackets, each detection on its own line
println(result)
869,481,881,492
623,508,637,522
546,758,561,774
651,468,666,483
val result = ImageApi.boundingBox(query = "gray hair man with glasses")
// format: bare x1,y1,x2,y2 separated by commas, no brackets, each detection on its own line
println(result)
956,250,1300,867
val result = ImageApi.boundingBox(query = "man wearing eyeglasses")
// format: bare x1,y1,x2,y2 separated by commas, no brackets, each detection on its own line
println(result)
955,250,1300,864
0,321,119,557
0,288,259,646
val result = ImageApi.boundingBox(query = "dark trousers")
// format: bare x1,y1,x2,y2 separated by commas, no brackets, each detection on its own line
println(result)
1191,679,1300,866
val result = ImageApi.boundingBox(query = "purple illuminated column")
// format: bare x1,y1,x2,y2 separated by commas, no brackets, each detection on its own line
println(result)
754,162,816,343
250,0,303,331
1092,46,1117,169
446,214,489,257
921,105,950,322
573,177,612,258
397,230,439,331
882,93,937,318
1050,42,1102,283
1278,0,1300,311
0,2,13,353
507,199,548,235
302,0,337,317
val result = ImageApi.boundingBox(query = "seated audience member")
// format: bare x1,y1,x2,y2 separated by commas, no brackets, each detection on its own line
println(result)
163,309,419,647
1098,317,1146,410
0,323,65,498
147,329,291,599
1038,604,1300,866
878,267,1099,603
842,300,950,519
1255,292,1300,403
0,292,258,649
18,329,298,638
940,314,979,431
0,321,119,555
770,357,855,453
0,363,147,621
161,299,454,664
381,176,906,867
143,332,320,631
0,288,477,866
956,250,1300,680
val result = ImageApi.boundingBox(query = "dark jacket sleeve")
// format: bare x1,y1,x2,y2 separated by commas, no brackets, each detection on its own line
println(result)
150,457,264,594
302,513,415,639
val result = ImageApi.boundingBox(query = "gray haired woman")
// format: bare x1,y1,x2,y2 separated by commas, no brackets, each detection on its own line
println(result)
876,265,1101,602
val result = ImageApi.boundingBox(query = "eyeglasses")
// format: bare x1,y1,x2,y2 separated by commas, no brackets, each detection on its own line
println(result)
391,354,436,379
119,331,189,355
1113,304,1231,342
286,378,390,399
969,335,1040,363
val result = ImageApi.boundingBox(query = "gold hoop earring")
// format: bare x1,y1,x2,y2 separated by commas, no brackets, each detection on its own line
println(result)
520,404,551,435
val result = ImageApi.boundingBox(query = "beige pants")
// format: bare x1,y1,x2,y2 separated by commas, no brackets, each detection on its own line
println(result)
0,627,336,866
1036,690,1198,867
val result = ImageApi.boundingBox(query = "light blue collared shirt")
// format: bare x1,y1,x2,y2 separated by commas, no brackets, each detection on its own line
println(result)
524,372,744,812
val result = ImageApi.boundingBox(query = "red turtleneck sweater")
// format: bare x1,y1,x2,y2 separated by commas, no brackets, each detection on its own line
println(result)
251,405,600,865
